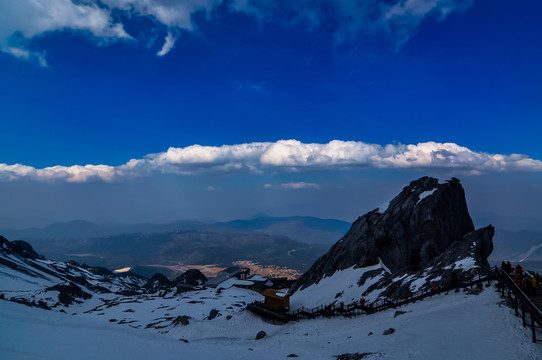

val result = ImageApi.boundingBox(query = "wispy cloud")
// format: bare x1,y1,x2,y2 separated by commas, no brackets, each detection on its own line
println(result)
281,182,320,190
156,31,176,56
1,140,542,183
0,0,472,64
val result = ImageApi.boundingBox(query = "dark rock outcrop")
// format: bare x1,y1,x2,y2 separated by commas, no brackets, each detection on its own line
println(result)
172,315,191,326
291,177,494,299
255,330,267,340
172,269,208,287
46,282,92,306
144,273,171,293
335,353,379,360
0,237,42,260
208,309,220,320
383,328,395,335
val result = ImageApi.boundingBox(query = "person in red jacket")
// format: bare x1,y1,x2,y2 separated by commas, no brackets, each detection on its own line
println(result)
515,272,521,287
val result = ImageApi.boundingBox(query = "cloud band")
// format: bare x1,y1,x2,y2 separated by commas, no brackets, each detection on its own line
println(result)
1,140,541,183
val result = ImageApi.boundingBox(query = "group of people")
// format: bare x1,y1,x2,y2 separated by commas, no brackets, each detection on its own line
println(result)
502,261,539,296
323,297,368,314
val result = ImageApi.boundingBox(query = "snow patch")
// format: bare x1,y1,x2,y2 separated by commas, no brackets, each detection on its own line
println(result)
417,188,437,204
291,263,387,309
378,258,391,274
444,257,477,270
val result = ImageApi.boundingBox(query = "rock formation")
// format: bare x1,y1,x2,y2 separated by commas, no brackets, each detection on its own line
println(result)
144,273,172,293
172,269,208,287
291,176,494,300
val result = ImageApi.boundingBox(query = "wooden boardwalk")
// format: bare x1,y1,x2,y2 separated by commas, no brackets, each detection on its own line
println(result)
247,271,496,323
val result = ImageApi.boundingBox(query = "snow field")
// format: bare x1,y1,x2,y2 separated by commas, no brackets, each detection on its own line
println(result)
1,284,540,359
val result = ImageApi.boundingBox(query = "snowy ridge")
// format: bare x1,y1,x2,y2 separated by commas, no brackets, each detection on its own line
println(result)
0,239,147,309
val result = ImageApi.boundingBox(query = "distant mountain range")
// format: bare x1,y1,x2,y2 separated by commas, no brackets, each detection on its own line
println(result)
0,216,351,245
25,231,328,275
2,214,542,277
0,216,350,278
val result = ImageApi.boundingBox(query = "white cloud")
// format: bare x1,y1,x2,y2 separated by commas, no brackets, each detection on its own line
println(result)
156,31,176,56
281,182,320,190
2,140,542,183
0,0,472,64
0,0,131,65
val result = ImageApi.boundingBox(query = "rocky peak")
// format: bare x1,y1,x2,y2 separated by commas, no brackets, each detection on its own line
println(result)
144,273,172,293
172,269,208,287
290,176,493,299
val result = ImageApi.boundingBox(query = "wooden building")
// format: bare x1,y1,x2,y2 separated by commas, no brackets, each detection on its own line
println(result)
261,289,290,310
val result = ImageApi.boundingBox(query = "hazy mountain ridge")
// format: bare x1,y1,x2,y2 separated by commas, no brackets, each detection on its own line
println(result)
1,216,350,244
24,231,329,276
0,216,348,276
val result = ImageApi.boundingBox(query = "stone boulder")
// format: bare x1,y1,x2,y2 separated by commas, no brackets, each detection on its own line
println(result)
47,282,92,306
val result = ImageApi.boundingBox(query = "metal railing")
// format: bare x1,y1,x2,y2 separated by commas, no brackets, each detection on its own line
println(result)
495,266,542,343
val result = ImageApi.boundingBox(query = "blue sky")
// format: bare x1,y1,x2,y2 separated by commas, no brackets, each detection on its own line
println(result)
0,0,541,229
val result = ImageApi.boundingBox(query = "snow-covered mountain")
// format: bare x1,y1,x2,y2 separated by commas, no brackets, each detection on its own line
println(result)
0,236,147,308
1,177,540,359
1,265,539,359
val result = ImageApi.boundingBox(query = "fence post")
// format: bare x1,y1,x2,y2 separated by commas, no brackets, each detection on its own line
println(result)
531,313,537,343
522,304,526,327
515,296,519,317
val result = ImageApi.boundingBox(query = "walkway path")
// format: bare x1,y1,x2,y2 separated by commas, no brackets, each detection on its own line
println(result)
248,270,495,323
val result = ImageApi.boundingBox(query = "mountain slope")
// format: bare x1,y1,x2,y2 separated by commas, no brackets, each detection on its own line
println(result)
0,236,147,308
1,282,539,359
